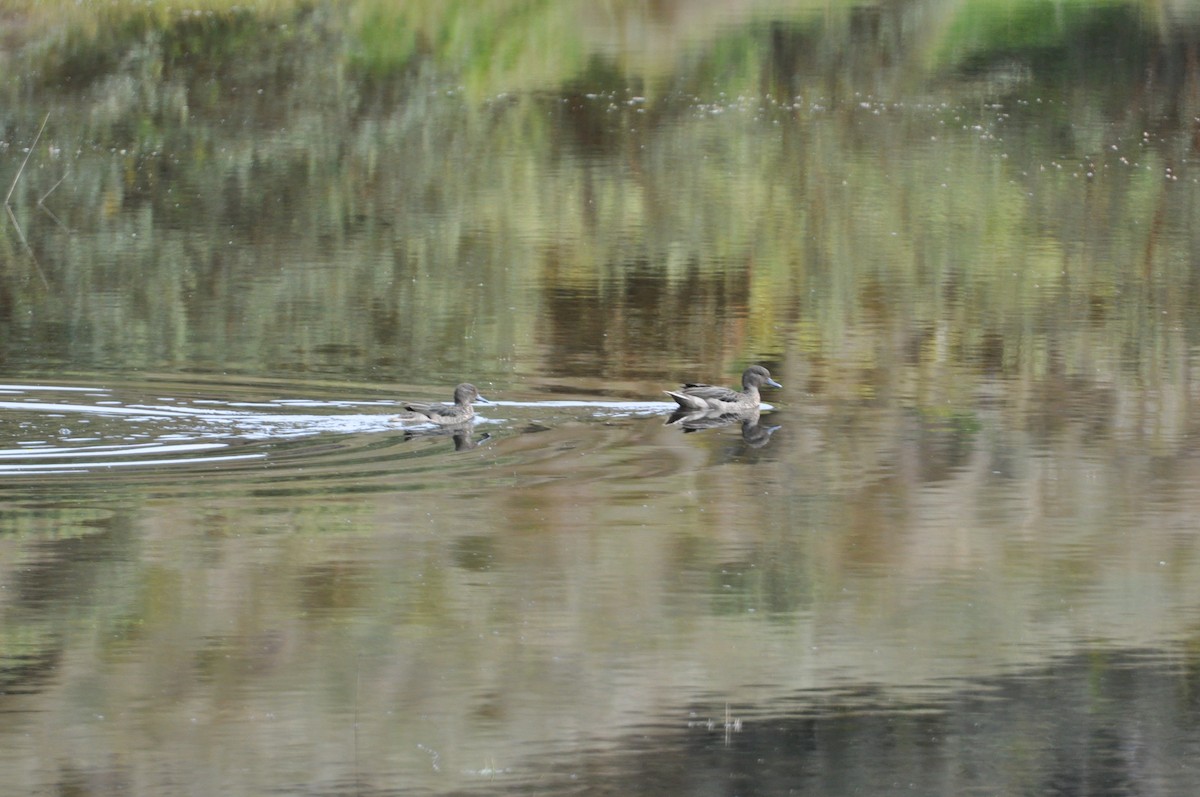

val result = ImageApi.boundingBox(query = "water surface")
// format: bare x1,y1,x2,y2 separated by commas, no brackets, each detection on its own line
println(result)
3,1,1200,795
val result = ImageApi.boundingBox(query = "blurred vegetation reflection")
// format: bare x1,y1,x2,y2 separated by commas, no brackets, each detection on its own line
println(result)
0,0,1194,402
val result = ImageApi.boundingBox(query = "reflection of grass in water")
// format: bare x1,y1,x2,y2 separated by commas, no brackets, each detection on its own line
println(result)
0,0,1193,430
8,0,590,96
931,0,1154,66
7,0,298,29
344,0,590,98
0,504,117,541
0,624,60,693
14,0,304,92
5,0,1171,93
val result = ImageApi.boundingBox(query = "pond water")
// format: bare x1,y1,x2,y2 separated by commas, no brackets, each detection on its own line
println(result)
3,1,1200,794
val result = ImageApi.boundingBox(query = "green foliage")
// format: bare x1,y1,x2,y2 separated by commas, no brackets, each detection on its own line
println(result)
930,0,1158,86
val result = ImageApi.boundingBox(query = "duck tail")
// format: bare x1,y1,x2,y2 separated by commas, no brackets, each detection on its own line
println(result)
665,390,704,410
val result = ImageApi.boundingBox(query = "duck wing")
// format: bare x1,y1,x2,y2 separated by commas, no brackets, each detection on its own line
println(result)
680,383,742,401
404,401,454,420
664,382,742,409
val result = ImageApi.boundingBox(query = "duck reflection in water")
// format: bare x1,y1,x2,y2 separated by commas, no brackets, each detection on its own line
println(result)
666,407,781,448
403,425,491,451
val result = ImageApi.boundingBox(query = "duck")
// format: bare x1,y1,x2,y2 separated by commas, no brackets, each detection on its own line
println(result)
665,365,781,412
397,383,490,426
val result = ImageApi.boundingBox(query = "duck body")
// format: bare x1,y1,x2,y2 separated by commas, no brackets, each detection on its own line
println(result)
665,365,781,412
399,383,489,426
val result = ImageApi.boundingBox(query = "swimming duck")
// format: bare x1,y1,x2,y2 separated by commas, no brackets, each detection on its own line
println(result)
399,383,490,425
665,365,781,412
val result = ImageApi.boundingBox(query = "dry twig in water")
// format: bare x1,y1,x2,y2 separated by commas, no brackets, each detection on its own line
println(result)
5,113,53,287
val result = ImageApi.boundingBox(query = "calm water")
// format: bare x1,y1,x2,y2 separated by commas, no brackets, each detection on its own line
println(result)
3,1,1200,794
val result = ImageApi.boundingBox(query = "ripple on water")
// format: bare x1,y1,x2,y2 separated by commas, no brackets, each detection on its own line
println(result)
0,383,414,488
0,381,703,501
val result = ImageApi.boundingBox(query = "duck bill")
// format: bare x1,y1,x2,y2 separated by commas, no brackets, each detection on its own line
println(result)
767,379,782,389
